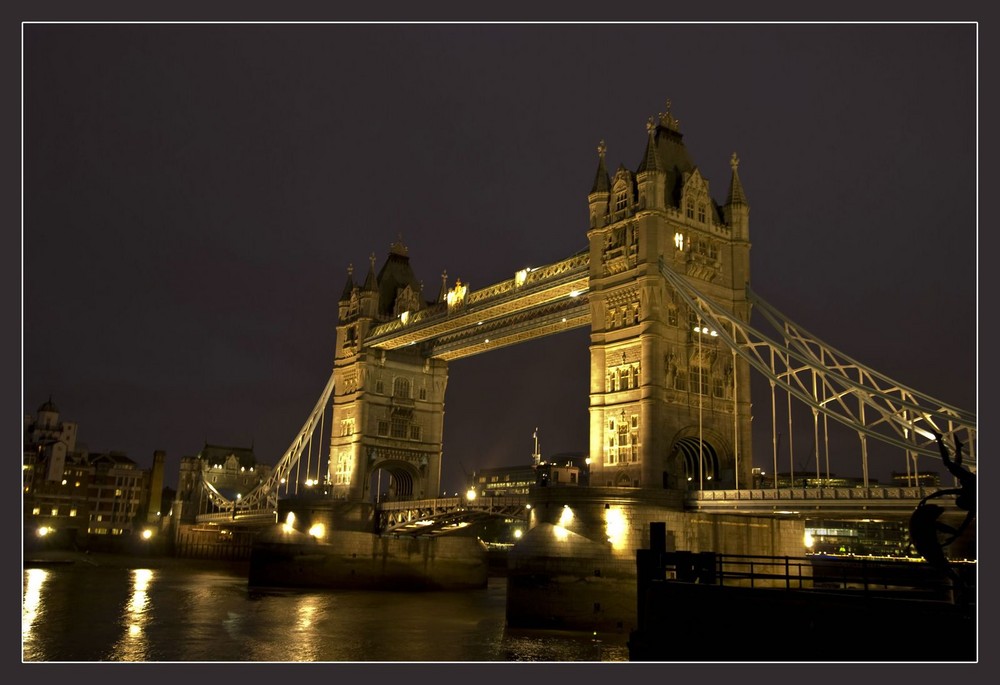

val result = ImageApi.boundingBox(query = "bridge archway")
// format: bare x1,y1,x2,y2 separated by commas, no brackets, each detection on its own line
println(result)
366,460,419,503
671,435,720,488
667,430,729,489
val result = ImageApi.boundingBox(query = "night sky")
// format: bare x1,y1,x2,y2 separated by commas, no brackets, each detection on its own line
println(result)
22,23,977,493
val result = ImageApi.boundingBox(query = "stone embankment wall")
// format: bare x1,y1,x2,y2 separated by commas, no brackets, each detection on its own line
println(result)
507,486,805,632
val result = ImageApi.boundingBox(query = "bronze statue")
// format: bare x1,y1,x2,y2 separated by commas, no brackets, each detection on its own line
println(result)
908,433,975,603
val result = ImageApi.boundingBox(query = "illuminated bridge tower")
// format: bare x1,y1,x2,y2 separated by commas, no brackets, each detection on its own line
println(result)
329,239,449,502
586,104,753,491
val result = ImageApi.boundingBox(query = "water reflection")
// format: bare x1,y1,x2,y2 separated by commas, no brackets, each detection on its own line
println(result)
22,568,49,660
22,564,628,662
108,568,154,661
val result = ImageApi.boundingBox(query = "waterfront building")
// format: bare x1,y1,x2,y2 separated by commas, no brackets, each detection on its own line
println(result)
23,398,164,549
892,470,941,488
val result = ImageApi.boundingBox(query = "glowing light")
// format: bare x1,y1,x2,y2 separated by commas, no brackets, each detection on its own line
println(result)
61,479,67,485
553,525,569,541
804,531,815,548
141,529,153,540
37,526,50,537
283,512,296,533
558,506,574,527
569,289,581,298
466,488,477,501
400,311,410,324
515,269,528,287
605,506,626,548
513,529,523,539
308,523,326,539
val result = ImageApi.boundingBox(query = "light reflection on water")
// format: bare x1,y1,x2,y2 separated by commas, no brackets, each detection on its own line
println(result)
21,562,629,662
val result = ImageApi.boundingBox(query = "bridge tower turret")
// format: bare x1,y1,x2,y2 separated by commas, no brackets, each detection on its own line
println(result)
329,239,449,504
588,140,612,230
586,100,754,492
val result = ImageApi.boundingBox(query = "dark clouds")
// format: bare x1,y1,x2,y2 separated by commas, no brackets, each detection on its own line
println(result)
23,23,976,491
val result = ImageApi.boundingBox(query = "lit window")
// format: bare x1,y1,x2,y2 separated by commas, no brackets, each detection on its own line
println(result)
674,232,684,250
69,509,77,517
32,507,40,516
51,508,58,516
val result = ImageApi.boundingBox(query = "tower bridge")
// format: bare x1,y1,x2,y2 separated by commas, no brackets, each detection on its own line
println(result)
189,101,975,555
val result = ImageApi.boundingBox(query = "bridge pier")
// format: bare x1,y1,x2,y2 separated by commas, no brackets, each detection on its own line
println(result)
247,497,489,591
506,486,805,632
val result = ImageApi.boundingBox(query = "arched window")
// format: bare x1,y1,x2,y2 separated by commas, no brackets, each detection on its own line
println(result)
393,377,410,399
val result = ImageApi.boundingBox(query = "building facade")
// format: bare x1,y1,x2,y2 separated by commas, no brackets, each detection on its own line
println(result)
23,399,164,547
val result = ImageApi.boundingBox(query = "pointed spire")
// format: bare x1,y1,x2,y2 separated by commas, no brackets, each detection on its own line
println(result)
438,270,449,303
726,152,748,206
363,252,378,291
590,139,611,194
637,116,664,174
339,263,355,301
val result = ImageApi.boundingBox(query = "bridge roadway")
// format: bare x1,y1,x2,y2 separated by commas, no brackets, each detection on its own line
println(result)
196,486,945,529
686,486,942,519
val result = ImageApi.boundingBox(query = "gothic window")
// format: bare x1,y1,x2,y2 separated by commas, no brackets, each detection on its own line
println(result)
375,379,384,394
713,377,725,398
619,368,628,390
686,201,695,219
391,417,408,439
689,366,710,395
341,418,355,437
409,425,422,440
615,189,628,213
419,387,427,401
668,308,678,326
393,377,410,399
698,204,706,223
618,423,630,461
377,420,389,437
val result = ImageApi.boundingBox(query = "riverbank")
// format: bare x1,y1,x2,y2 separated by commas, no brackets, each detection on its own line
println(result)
23,548,250,575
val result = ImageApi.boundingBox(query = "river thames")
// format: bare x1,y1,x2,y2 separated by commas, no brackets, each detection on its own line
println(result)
21,553,630,663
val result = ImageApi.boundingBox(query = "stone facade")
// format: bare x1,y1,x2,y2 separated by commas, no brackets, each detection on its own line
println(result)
330,240,448,502
585,105,753,492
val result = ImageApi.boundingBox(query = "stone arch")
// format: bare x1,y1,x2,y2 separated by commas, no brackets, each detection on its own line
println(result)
667,428,730,489
366,460,419,502
615,470,634,487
